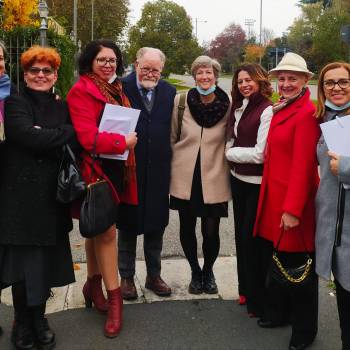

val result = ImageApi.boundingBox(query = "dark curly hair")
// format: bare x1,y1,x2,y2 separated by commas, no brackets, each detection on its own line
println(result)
78,39,124,76
231,63,273,109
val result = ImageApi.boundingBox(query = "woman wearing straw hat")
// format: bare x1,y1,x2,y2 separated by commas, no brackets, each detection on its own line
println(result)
253,53,320,350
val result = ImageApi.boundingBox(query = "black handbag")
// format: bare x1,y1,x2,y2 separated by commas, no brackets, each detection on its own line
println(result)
56,144,86,203
266,229,315,288
79,134,117,238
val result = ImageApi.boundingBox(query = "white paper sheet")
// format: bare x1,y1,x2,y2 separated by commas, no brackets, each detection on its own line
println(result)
98,104,140,160
320,115,350,157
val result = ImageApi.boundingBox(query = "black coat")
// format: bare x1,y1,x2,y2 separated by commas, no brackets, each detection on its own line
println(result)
117,72,176,234
0,87,75,246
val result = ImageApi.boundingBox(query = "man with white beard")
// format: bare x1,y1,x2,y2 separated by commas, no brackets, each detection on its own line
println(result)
117,47,176,300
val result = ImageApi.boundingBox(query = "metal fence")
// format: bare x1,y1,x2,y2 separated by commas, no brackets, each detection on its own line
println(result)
1,33,40,89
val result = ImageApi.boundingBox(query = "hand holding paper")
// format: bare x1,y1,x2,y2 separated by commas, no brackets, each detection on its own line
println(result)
125,132,138,149
98,103,141,160
328,151,340,176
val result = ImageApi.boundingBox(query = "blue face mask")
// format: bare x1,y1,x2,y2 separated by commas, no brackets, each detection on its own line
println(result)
325,99,350,111
196,85,216,96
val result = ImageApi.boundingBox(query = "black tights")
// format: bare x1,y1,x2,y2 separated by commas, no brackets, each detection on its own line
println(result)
12,281,47,325
179,210,220,273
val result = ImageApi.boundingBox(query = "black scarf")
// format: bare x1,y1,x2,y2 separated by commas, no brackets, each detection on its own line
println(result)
187,86,230,128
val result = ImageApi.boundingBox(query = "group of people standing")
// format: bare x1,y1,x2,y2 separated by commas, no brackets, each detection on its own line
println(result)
0,37,348,350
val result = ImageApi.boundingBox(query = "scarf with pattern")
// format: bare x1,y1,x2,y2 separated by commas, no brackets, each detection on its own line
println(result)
272,87,306,114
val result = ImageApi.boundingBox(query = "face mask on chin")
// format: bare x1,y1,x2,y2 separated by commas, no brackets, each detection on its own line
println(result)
196,85,216,96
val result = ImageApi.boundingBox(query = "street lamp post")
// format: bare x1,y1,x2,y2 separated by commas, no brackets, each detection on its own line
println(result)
259,0,263,64
91,0,94,40
0,0,4,24
259,0,263,45
195,18,207,41
73,0,78,46
245,18,256,40
38,0,49,47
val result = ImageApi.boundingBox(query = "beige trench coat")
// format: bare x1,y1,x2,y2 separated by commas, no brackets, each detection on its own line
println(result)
170,92,232,204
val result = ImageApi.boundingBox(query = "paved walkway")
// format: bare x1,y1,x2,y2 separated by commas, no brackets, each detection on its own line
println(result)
1,257,238,313
0,257,341,350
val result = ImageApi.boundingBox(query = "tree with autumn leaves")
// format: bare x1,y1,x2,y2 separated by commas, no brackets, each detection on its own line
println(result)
2,0,38,31
206,23,246,73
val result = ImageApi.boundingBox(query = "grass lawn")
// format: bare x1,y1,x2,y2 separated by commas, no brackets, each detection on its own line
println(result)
164,78,189,91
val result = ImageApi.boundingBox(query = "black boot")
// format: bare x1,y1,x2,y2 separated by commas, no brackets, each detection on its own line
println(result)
31,304,56,350
0,325,2,336
203,269,218,294
188,270,203,294
12,282,35,350
11,322,35,350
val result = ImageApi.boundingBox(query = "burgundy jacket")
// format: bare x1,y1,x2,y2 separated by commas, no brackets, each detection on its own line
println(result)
228,92,271,176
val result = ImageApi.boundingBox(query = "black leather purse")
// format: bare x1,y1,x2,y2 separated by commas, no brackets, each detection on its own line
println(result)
79,134,117,238
266,229,315,289
56,144,86,203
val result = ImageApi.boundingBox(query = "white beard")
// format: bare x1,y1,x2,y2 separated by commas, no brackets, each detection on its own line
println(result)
140,79,159,89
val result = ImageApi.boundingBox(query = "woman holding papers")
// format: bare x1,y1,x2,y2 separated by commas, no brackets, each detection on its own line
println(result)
254,53,320,350
67,39,137,338
315,62,350,350
170,56,231,295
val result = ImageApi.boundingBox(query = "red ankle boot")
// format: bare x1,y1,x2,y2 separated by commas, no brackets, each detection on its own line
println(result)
83,274,108,313
104,288,123,338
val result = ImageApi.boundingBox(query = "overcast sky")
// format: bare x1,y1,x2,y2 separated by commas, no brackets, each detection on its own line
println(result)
128,0,301,44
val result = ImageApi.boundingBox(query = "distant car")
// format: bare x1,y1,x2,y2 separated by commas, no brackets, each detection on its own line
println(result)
123,64,134,76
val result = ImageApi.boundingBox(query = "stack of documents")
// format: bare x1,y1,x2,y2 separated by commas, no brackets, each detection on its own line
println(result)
98,103,140,160
320,115,350,157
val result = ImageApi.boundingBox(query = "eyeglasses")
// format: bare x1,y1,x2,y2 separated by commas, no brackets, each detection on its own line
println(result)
139,67,161,76
323,79,350,90
96,57,117,66
28,67,55,76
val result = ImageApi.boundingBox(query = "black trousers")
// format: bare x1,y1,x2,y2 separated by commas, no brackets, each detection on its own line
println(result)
231,176,263,314
261,239,318,344
118,230,164,278
335,279,350,350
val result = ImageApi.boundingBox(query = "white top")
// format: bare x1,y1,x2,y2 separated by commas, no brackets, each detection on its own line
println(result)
225,98,273,184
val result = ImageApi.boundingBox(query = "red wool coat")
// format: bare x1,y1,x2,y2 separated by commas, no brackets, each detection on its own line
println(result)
254,88,320,252
66,75,137,206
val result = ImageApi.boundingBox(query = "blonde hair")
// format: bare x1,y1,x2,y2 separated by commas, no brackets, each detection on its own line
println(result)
191,55,221,81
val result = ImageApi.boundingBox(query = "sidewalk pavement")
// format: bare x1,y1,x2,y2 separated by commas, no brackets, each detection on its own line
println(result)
1,257,238,312
0,257,342,350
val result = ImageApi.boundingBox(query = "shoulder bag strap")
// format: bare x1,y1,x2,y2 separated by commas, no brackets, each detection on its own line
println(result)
88,133,99,183
176,92,186,143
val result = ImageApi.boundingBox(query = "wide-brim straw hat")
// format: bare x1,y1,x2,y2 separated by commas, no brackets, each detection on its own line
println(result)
269,52,314,78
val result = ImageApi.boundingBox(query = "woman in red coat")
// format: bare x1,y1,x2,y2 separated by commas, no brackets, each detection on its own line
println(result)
254,53,320,350
67,40,137,338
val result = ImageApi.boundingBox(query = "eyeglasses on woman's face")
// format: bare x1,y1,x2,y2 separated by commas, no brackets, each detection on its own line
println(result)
27,67,55,76
323,79,350,90
95,57,117,67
